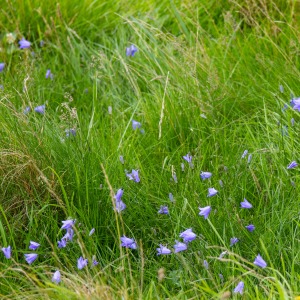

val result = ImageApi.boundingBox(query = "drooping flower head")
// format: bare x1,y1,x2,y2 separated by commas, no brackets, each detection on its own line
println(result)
240,198,252,209
245,224,255,232
89,228,95,236
0,63,5,72
183,153,193,163
199,206,211,219
287,161,298,169
77,256,88,270
230,237,239,247
132,120,141,130
19,38,31,49
24,106,31,114
172,173,178,183
2,246,11,259
203,260,209,269
169,193,174,202
114,189,124,202
57,239,67,248
233,281,244,295
63,228,74,241
126,45,138,57
207,187,218,197
126,169,140,182
253,254,267,268
158,205,169,214
119,155,124,164
180,228,196,243
156,244,171,255
174,241,187,253
115,199,126,212
52,270,61,284
34,104,45,114
29,241,40,251
241,150,248,158
120,236,137,249
24,253,38,264
291,97,300,111
65,128,76,137
61,219,76,230
247,154,252,164
200,171,212,180
45,69,54,79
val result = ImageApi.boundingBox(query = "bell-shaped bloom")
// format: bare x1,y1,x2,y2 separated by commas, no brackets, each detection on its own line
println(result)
180,228,196,243
199,206,211,219
24,253,38,264
34,104,45,114
183,153,192,163
247,154,252,164
174,241,187,253
19,38,31,49
65,128,76,137
230,237,239,247
119,155,124,164
29,241,40,250
245,224,255,232
45,69,54,79
219,251,228,259
63,228,74,241
203,260,209,269
241,150,248,158
93,259,99,266
172,173,178,183
77,256,88,270
233,281,244,295
24,106,31,114
126,169,140,182
132,120,141,130
115,199,126,212
253,254,267,268
291,97,300,111
156,244,171,255
52,270,61,284
61,219,75,230
240,198,252,209
207,187,218,197
0,63,5,72
219,180,224,187
158,205,169,214
89,228,95,236
287,161,298,169
120,236,137,249
200,171,212,180
114,189,124,202
57,239,67,248
126,45,138,57
169,193,174,202
2,246,11,259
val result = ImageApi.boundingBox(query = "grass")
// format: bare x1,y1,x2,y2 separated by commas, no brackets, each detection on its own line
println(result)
1,0,300,298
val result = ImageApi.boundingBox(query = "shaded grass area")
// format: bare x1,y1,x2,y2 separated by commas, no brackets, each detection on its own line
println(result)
1,0,300,298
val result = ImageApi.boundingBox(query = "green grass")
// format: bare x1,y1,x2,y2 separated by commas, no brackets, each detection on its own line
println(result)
1,0,300,299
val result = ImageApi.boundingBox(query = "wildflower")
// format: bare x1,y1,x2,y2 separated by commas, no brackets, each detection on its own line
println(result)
119,155,124,164
247,154,252,164
253,254,267,268
126,45,138,57
219,180,224,187
291,97,300,110
233,281,244,295
169,193,174,202
183,153,192,163
200,171,212,180
126,169,140,182
230,237,239,247
174,241,187,253
180,228,196,243
29,241,40,250
219,251,228,259
89,228,95,236
219,273,224,282
114,189,124,202
207,187,218,197
240,198,252,209
0,63,5,72
2,246,11,259
61,219,75,230
241,150,248,158
93,259,99,266
57,239,67,248
62,228,74,242
77,256,88,270
24,253,38,264
172,173,178,183
120,236,137,249
34,104,45,114
24,106,31,114
287,161,298,169
203,260,209,269
45,69,53,79
115,199,126,212
156,244,172,255
158,205,169,214
199,206,211,219
65,128,76,137
132,120,141,130
245,224,255,232
52,270,61,284
19,38,31,49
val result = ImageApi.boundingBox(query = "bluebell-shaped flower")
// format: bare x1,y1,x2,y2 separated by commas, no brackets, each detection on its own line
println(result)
180,228,196,243
126,45,138,57
203,260,209,269
89,228,95,236
57,239,67,248
158,205,169,214
19,38,31,49
230,237,239,247
183,153,192,163
114,189,124,202
24,106,31,114
132,120,141,130
2,246,11,259
120,236,137,249
29,241,40,250
245,224,255,232
61,219,75,230
241,150,248,158
287,161,298,169
126,169,140,182
45,69,53,79
34,104,45,114
240,198,252,209
115,199,126,212
207,187,218,197
199,206,211,219
253,254,267,268
169,193,174,202
233,281,244,295
156,244,171,255
52,270,61,284
63,228,74,241
0,63,5,72
77,256,88,270
200,171,212,180
174,241,187,253
24,253,38,264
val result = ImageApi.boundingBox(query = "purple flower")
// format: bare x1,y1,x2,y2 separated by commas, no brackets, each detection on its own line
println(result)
77,256,88,270
52,270,61,284
89,228,95,236
29,241,40,250
19,38,31,49
287,161,298,169
219,273,224,282
120,236,137,249
174,241,187,253
156,244,172,255
233,281,244,295
245,224,255,232
291,97,300,111
0,63,5,72
158,205,169,214
57,239,67,248
180,228,196,243
219,180,224,187
61,219,75,230
247,154,252,164
230,237,239,247
24,106,31,114
115,199,126,212
114,189,124,202
126,45,138,57
241,150,248,158
169,193,174,202
207,187,218,197
65,128,76,137
132,120,141,130
291,118,295,126
199,206,211,219
203,260,209,269
119,155,124,164
253,254,267,268
2,246,11,259
200,171,212,180
240,198,252,209
219,251,228,259
34,104,45,114
126,169,140,182
45,69,53,79
93,259,99,266
63,228,74,241
24,253,38,264
183,153,192,163
172,173,178,183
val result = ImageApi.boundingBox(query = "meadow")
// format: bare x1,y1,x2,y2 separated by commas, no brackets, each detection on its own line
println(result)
1,0,300,299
